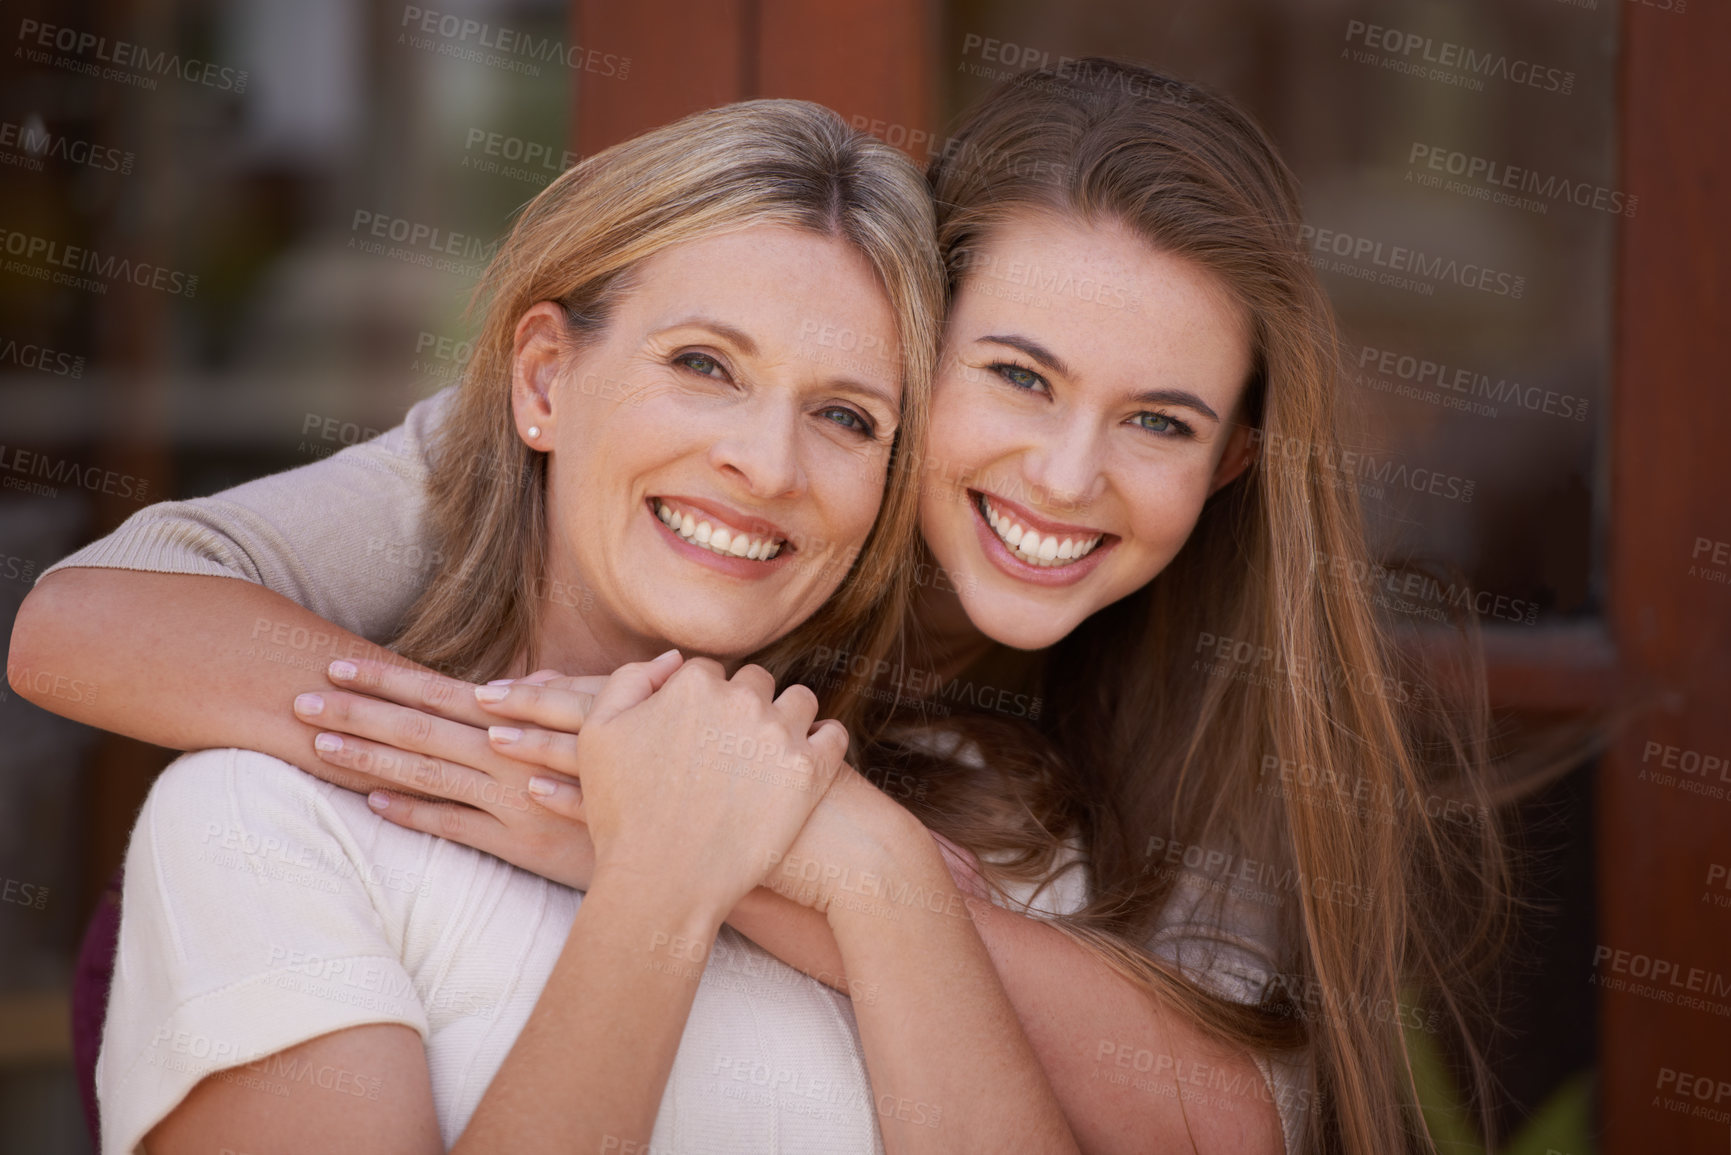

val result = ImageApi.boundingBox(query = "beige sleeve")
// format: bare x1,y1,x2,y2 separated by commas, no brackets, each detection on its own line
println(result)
1145,867,1314,1155
39,388,453,643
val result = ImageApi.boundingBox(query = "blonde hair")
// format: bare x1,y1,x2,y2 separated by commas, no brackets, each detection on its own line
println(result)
392,99,944,737
896,60,1522,1155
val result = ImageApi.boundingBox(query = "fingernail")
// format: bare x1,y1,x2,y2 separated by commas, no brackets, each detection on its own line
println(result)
314,733,343,753
367,791,390,811
329,660,358,681
489,726,523,745
657,648,680,662
475,685,508,703
293,693,324,717
486,678,515,686
527,776,557,798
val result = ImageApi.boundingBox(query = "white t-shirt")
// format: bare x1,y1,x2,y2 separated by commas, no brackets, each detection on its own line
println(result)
101,747,1313,1155
98,748,886,1155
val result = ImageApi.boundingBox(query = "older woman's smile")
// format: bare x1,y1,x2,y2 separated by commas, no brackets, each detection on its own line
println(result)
651,496,791,565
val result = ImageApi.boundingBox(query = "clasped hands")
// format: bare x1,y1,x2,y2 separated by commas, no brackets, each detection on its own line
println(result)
290,651,987,926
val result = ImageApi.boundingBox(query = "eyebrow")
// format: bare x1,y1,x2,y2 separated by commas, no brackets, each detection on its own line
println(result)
1130,388,1220,424
980,334,1222,424
979,334,1072,379
656,316,902,419
655,316,760,358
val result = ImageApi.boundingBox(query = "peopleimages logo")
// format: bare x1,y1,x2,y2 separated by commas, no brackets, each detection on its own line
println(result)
0,443,151,501
1342,19,1574,95
0,119,134,175
1298,224,1525,300
0,227,198,298
0,336,84,378
1351,344,1590,423
16,19,249,92
1408,144,1636,219
398,6,630,78
1251,429,1476,505
348,210,498,279
462,128,578,187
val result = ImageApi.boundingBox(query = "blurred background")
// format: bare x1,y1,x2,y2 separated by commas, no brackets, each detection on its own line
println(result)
1,0,1724,1152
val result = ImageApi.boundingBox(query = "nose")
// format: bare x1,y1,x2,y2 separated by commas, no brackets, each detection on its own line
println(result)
707,395,806,500
1019,411,1107,514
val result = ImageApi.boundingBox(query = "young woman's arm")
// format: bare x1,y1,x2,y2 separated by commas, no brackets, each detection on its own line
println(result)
756,777,1283,1155
7,390,457,791
7,570,497,797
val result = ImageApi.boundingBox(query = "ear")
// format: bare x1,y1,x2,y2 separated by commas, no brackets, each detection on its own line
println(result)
510,302,573,450
1207,418,1257,496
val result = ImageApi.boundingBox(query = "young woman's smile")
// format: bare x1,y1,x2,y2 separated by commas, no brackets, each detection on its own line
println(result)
968,488,1116,587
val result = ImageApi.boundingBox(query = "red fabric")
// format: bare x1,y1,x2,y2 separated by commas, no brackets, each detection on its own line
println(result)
72,868,122,1151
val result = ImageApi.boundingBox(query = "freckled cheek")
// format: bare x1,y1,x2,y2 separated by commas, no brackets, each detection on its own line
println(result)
1122,515,1188,570
927,377,992,461
931,413,1019,490
1115,464,1212,546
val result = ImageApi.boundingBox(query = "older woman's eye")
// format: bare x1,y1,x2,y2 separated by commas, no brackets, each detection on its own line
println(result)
820,406,875,437
675,352,727,379
992,362,1047,393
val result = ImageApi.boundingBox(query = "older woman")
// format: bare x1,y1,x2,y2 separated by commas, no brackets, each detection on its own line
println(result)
74,99,1083,1155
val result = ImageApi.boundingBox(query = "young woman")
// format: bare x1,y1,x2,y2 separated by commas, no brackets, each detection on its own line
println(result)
14,62,1509,1155
62,98,1106,1155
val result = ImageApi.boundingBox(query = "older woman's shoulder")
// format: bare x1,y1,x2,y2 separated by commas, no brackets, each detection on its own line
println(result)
139,748,370,846
148,747,328,799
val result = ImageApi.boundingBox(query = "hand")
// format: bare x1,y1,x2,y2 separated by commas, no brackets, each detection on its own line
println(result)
291,657,608,889
574,656,851,920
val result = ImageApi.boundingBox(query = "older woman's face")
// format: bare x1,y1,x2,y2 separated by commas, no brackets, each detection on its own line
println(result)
919,211,1255,650
516,224,903,662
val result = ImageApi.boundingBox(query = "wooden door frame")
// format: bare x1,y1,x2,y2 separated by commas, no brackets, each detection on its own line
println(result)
1601,3,1731,1152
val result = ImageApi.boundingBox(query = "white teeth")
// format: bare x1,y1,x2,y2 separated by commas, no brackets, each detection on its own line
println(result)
655,500,783,562
976,495,1102,568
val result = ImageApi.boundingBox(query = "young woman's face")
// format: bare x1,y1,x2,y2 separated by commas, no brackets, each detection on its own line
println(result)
517,224,904,661
920,211,1256,650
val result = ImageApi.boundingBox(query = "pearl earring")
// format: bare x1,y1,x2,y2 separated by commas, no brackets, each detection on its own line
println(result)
527,425,541,439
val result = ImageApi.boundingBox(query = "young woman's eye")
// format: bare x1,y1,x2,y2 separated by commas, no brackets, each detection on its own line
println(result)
1132,411,1194,438
675,351,727,379
991,362,1048,393
819,406,875,437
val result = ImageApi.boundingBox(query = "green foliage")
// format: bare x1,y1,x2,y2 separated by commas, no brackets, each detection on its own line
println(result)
1405,1015,1596,1155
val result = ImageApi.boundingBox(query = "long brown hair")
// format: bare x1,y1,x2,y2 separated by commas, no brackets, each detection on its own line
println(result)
392,99,945,738
894,60,1521,1155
